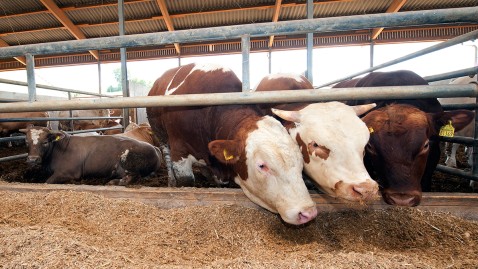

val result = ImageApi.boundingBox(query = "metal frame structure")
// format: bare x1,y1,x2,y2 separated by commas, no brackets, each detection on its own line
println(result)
1,6,478,185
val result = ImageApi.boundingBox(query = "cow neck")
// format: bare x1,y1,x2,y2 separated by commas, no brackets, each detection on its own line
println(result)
212,105,261,141
49,133,73,161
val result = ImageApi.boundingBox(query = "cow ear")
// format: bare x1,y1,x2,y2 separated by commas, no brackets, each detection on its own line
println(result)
430,110,475,132
208,140,241,164
48,131,66,142
352,103,376,116
272,108,301,123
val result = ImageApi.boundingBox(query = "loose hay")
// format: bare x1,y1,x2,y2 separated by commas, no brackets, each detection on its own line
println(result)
1,191,477,268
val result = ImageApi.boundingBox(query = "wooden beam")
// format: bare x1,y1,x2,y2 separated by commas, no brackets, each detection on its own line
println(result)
39,0,99,59
0,39,26,65
268,0,283,48
371,0,407,40
154,0,180,54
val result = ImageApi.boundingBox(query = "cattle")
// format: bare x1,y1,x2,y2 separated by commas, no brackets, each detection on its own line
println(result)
101,120,123,135
21,125,162,186
333,70,474,206
438,75,477,190
116,122,160,147
254,73,378,203
58,109,110,131
146,63,317,225
0,112,49,136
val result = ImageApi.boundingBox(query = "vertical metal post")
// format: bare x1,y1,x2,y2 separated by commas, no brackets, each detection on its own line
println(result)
306,0,313,83
178,54,181,66
472,44,478,182
118,0,129,127
25,54,36,102
242,34,250,92
370,37,375,68
268,48,272,74
97,57,102,96
68,92,74,131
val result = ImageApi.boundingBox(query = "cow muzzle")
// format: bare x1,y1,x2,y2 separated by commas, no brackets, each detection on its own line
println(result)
334,180,379,203
297,206,318,225
26,156,42,166
382,190,422,207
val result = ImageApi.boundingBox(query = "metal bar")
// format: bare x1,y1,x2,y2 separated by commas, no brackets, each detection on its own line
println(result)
0,116,122,122
436,164,478,181
0,7,476,59
119,0,130,128
370,37,374,68
25,54,36,102
424,66,478,82
439,135,475,146
242,35,250,92
0,78,113,97
268,48,272,74
0,84,476,113
316,28,478,88
441,103,478,110
97,57,102,96
0,136,25,143
0,153,28,163
473,93,478,181
306,0,313,83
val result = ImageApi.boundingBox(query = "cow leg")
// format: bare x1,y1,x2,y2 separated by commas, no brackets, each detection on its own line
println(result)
160,145,178,187
107,174,139,186
172,160,196,187
192,163,229,186
45,174,73,184
444,143,459,168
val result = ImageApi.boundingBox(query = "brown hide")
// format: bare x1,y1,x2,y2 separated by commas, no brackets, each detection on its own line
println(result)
333,70,474,206
0,112,48,136
24,126,161,185
102,120,123,135
58,109,110,131
146,63,261,183
117,122,160,147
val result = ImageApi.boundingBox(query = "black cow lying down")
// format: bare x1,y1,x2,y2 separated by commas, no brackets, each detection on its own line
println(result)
21,125,162,185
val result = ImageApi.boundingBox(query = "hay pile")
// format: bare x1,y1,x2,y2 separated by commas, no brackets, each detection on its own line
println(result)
1,190,477,268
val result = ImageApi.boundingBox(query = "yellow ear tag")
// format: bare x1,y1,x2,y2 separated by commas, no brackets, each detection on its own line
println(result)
223,149,234,161
368,127,374,134
55,135,61,141
439,120,455,137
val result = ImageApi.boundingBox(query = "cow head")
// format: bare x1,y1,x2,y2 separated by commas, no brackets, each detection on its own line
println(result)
208,116,317,225
21,125,66,166
272,102,379,203
363,104,474,206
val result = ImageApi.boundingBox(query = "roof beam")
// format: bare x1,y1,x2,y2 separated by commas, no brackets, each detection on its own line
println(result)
154,0,180,54
268,0,283,48
0,39,26,65
39,0,99,59
371,0,407,40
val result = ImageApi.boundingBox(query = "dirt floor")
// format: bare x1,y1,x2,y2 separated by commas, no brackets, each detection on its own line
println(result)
1,143,478,268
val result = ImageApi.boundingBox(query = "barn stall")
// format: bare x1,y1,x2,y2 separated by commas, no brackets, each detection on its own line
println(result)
1,0,478,267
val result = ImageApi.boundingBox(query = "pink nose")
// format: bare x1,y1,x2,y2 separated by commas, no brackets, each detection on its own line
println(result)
384,191,422,207
298,206,318,224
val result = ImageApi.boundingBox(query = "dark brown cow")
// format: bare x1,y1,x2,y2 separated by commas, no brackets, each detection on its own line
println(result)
254,73,378,203
146,63,317,225
0,112,49,136
333,70,474,206
22,125,162,186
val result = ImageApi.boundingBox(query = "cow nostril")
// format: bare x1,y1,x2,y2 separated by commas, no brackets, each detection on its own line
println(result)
298,206,318,224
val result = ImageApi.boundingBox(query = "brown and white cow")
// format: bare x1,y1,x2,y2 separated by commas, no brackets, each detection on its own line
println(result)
22,125,162,186
58,109,110,131
146,63,317,225
0,112,49,136
116,122,160,147
254,73,378,203
333,70,474,206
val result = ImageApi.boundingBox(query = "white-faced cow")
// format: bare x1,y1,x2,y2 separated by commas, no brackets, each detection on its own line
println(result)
146,63,317,225
254,73,378,203
22,125,162,186
333,70,474,206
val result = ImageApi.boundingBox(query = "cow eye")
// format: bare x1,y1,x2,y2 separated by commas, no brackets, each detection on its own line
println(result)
258,163,269,172
312,142,319,148
366,142,376,155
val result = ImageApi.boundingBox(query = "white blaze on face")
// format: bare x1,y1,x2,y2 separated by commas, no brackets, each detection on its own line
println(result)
165,63,232,95
285,102,378,201
234,116,317,225
30,129,44,145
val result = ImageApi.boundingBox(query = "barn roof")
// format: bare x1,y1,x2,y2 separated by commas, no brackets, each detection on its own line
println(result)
0,0,476,71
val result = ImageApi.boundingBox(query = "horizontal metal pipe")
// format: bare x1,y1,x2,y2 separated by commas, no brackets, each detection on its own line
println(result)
435,164,478,181
441,103,478,110
0,116,122,122
0,153,28,163
316,29,478,88
0,7,476,59
0,136,25,143
0,126,124,142
424,66,478,82
0,84,477,113
0,78,113,98
439,135,475,146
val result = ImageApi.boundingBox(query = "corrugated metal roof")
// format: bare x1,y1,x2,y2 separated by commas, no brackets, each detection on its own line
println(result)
0,0,476,70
